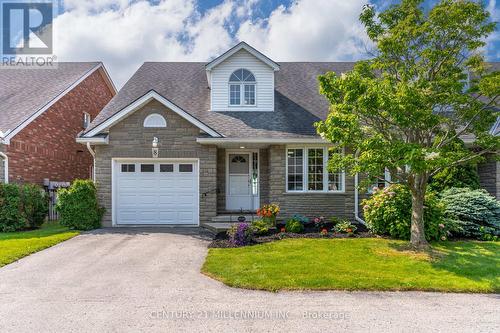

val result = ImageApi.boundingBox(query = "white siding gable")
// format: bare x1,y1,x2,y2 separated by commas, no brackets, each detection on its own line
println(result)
209,49,274,112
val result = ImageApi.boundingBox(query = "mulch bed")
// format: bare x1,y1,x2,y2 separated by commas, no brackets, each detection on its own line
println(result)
208,231,375,248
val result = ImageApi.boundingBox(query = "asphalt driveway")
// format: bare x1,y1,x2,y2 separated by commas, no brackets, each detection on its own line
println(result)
0,229,498,332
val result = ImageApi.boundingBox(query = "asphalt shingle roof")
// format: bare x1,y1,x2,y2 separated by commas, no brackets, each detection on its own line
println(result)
0,62,100,135
85,62,355,138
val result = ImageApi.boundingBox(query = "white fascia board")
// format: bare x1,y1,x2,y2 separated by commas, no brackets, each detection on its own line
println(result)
2,63,105,145
205,42,280,72
196,137,331,144
83,90,222,138
76,136,109,145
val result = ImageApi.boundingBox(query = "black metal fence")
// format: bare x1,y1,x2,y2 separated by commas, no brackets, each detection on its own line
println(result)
47,187,59,221
44,180,70,221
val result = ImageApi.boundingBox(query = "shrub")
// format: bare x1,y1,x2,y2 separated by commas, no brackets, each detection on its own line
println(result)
363,184,448,241
291,214,309,225
0,183,27,232
439,188,500,239
285,218,304,233
56,180,104,230
22,184,48,229
251,219,271,236
428,164,480,193
227,223,254,246
0,183,48,232
333,220,357,234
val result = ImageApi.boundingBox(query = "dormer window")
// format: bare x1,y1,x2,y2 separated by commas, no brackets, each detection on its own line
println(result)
229,68,256,106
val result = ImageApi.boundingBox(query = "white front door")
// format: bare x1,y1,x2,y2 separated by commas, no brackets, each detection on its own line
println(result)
114,160,199,225
226,152,259,211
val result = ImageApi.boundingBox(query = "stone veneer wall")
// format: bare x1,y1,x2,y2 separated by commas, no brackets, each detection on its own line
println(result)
478,157,500,200
268,145,355,221
94,100,217,227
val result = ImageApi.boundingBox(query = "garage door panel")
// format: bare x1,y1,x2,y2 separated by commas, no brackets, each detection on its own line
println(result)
115,161,198,225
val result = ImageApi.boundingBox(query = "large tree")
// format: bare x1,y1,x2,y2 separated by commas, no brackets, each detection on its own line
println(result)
316,0,499,248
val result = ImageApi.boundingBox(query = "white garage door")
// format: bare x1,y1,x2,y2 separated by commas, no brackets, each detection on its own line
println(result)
114,160,198,225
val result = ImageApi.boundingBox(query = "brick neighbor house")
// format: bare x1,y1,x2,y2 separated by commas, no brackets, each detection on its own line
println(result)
0,62,116,185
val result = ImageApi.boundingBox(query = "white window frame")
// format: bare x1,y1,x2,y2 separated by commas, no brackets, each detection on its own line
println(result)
285,146,345,194
367,169,391,194
228,69,257,107
143,113,167,128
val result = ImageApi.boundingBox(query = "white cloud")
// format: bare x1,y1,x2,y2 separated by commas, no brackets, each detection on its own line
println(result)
53,0,371,88
236,0,370,61
54,0,235,87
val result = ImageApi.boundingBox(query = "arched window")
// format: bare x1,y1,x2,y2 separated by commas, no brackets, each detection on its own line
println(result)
229,68,256,106
143,113,167,128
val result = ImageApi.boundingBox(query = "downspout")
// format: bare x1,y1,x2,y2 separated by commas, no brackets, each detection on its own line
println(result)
86,142,96,181
0,151,8,184
353,148,365,224
354,173,365,224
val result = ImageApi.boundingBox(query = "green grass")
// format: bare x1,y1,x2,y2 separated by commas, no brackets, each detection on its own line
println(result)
0,222,79,267
202,238,500,292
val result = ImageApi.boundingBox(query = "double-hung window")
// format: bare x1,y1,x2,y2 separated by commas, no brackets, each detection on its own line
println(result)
286,147,344,193
229,68,256,106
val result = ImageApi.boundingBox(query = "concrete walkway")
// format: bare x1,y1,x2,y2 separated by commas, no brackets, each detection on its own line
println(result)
0,228,498,332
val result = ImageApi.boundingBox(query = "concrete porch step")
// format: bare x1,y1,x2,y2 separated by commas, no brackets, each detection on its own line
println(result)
201,222,237,234
210,214,259,223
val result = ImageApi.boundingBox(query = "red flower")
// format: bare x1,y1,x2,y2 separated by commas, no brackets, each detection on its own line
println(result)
280,227,286,233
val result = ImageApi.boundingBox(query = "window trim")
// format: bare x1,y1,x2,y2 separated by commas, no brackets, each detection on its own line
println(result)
285,146,345,194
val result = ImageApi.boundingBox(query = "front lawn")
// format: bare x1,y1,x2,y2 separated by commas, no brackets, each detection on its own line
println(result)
202,238,499,292
0,223,79,267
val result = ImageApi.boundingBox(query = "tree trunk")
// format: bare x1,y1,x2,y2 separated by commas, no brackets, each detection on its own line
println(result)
409,174,430,249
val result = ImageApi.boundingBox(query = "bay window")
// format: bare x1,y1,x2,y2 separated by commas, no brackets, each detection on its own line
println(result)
286,147,344,193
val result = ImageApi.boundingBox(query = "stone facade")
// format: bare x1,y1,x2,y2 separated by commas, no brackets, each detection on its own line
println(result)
478,157,500,200
3,69,113,184
94,100,217,227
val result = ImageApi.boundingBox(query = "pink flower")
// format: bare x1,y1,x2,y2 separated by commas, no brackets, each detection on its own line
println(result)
441,236,446,241
363,205,370,210
439,224,445,229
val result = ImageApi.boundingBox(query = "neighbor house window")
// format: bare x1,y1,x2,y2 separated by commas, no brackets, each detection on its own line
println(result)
368,169,391,193
286,147,344,193
229,68,256,106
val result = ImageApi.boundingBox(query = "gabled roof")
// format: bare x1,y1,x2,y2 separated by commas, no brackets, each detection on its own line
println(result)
82,62,355,139
205,41,280,71
83,90,222,138
0,62,116,142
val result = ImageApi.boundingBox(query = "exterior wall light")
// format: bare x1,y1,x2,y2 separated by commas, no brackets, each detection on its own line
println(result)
152,137,159,158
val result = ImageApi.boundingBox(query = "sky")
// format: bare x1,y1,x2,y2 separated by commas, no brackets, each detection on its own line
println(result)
17,0,500,87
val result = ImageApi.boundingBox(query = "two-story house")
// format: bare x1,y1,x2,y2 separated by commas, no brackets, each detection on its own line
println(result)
77,42,498,228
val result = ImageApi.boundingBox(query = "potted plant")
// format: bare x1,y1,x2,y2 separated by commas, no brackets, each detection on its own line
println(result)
257,203,280,226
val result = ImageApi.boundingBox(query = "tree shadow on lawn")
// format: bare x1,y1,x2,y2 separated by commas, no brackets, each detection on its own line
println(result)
389,241,500,286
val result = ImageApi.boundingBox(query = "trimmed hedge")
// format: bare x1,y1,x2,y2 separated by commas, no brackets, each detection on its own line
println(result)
0,183,48,232
56,179,104,230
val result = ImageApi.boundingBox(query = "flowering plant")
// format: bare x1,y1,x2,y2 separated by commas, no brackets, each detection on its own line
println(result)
333,220,357,234
320,228,328,236
257,203,280,226
227,223,254,246
257,203,280,218
313,216,326,230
